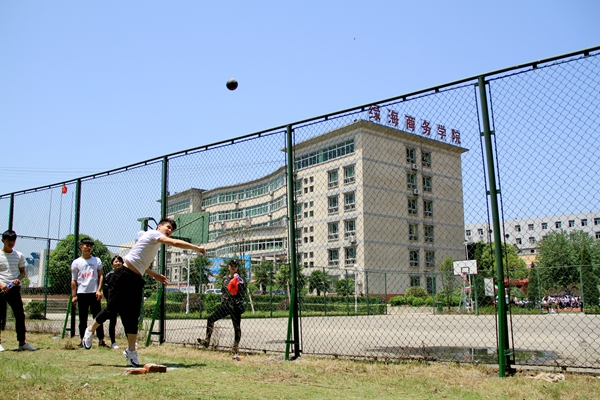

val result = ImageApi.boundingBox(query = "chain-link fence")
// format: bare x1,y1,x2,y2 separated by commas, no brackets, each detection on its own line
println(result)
1,46,599,373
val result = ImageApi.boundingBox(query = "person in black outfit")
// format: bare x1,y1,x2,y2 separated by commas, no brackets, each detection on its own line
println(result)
198,259,246,354
103,256,124,349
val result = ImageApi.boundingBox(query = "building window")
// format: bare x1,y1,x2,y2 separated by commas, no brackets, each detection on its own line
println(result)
424,200,433,218
344,192,356,211
294,139,355,170
345,247,356,266
529,237,535,244
516,238,522,244
309,186,314,192
328,196,339,214
409,250,419,268
343,165,355,185
310,236,314,242
423,176,432,192
328,170,339,188
422,151,431,168
542,223,548,229
410,276,421,287
328,222,339,241
424,225,434,243
594,218,600,226
568,220,575,227
344,219,356,238
528,223,534,230
426,276,436,294
310,177,314,183
466,229,471,237
328,249,339,267
555,221,561,229
596,232,600,239
407,173,417,190
425,251,435,269
408,198,418,215
477,228,484,235
295,179,302,197
515,225,521,232
406,148,416,164
409,224,419,242
582,219,588,226
310,252,313,258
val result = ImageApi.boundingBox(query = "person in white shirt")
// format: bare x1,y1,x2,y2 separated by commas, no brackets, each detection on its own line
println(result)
82,218,206,367
71,237,108,348
0,230,37,351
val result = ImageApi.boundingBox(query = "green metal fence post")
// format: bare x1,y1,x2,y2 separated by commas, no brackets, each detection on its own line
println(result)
365,271,370,315
384,272,388,315
478,76,512,377
284,125,300,360
71,179,82,338
159,156,168,344
8,193,14,230
323,266,327,315
345,269,350,315
43,239,50,318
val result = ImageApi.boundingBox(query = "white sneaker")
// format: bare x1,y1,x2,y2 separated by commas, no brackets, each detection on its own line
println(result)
0,344,5,352
123,348,141,367
111,342,119,349
82,327,93,349
18,343,37,351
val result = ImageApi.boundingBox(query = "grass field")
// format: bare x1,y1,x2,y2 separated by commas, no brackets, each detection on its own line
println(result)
0,332,599,400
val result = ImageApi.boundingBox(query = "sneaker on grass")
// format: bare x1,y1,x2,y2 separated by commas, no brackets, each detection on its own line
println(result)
111,342,120,349
18,343,37,351
82,327,93,350
123,348,141,367
0,344,4,352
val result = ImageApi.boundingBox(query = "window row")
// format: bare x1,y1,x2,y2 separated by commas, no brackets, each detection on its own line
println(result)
408,223,435,243
406,148,432,168
327,164,356,188
294,139,355,170
202,174,286,207
408,198,434,217
407,173,432,193
409,250,436,269
328,247,357,267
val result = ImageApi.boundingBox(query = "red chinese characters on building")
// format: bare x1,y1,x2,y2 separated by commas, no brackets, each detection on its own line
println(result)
437,124,447,140
421,120,431,136
451,129,461,145
405,115,416,132
387,109,399,127
368,105,381,122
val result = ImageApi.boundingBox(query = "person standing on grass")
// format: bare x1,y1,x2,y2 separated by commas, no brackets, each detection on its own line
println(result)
102,255,124,349
197,259,246,355
71,238,108,348
82,218,206,368
0,230,37,352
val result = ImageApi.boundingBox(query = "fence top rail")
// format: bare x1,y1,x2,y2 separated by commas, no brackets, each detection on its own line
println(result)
2,45,599,199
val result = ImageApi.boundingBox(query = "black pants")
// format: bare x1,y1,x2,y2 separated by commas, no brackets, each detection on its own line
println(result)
77,293,104,341
95,267,144,335
0,286,26,343
108,314,118,344
205,302,242,345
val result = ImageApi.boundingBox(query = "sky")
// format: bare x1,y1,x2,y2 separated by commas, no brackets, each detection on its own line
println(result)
1,0,599,195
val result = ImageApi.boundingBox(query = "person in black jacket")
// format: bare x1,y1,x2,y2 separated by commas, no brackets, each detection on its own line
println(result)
198,259,245,354
103,256,123,349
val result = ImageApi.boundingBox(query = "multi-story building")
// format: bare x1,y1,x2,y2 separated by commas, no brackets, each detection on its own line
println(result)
465,212,600,264
163,120,468,295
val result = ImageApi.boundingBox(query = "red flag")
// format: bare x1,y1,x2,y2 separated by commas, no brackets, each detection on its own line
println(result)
61,184,68,194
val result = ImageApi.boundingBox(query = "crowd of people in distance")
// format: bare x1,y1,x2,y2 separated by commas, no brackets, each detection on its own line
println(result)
540,295,583,313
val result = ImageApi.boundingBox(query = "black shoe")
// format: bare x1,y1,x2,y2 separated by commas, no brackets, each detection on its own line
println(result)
77,343,84,348
98,342,110,348
197,338,209,348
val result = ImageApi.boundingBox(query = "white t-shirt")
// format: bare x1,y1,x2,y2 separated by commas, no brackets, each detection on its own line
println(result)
124,230,164,275
71,256,103,294
0,249,26,285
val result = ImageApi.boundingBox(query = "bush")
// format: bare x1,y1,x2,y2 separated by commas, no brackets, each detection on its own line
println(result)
25,301,46,319
405,286,429,299
411,297,425,307
404,295,415,306
389,295,406,306
424,296,434,307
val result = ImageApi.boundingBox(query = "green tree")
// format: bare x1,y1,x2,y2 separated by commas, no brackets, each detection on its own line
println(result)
308,270,332,296
526,262,541,306
537,230,598,294
478,242,528,279
438,257,460,311
252,261,273,292
275,263,306,295
47,234,113,295
188,254,212,294
334,278,354,296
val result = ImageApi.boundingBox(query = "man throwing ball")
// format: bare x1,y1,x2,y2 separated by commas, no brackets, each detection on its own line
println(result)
82,218,206,367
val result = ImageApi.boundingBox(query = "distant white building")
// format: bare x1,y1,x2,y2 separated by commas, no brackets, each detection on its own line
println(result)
465,212,600,256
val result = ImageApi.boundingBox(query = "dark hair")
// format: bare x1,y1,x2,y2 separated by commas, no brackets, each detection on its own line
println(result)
80,238,95,246
111,255,124,264
158,218,177,231
228,259,239,268
2,230,17,240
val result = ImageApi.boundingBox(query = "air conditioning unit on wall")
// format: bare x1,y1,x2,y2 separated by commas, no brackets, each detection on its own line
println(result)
413,189,420,195
411,163,419,170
